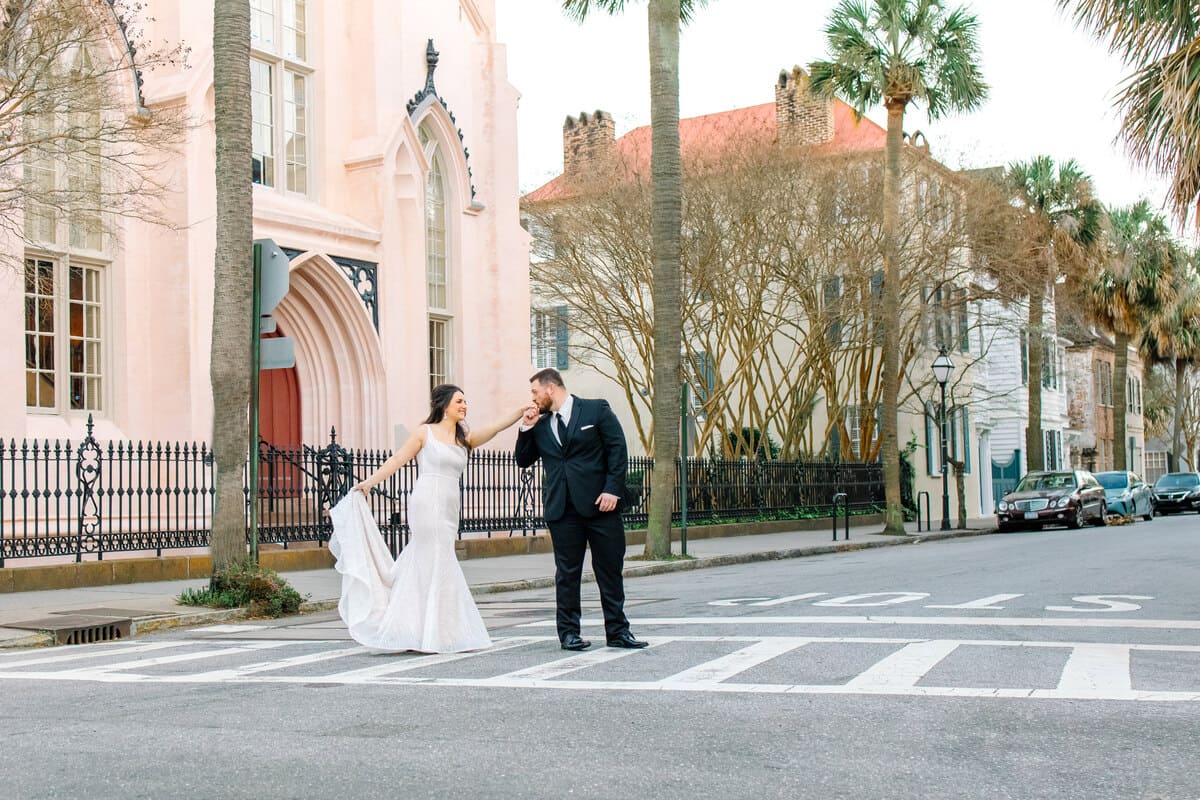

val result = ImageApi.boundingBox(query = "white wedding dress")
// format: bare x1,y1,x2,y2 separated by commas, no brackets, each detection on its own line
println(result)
329,426,491,653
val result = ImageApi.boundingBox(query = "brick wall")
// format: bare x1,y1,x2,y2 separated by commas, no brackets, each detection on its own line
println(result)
775,67,834,148
563,110,616,178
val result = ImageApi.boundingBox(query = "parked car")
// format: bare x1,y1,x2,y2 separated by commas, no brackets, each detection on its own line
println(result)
1152,472,1200,514
1094,470,1155,521
995,470,1107,531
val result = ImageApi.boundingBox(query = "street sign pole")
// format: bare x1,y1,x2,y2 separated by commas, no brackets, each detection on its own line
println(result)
248,242,264,563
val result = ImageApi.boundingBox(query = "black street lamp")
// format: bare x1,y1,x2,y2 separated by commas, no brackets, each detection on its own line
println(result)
931,348,955,531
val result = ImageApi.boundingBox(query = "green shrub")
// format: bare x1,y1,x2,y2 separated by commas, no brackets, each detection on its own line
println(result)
178,560,306,618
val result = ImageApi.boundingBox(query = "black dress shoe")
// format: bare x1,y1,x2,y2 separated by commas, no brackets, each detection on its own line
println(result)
561,633,591,651
606,631,649,649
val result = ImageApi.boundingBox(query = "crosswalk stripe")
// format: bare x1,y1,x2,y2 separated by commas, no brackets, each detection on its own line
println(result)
0,641,188,670
317,636,549,682
662,638,807,685
56,641,301,677
484,638,671,682
1057,644,1133,694
1,634,1197,702
162,645,369,682
844,640,961,689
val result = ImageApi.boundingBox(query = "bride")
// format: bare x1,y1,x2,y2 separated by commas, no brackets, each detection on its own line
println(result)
329,384,525,653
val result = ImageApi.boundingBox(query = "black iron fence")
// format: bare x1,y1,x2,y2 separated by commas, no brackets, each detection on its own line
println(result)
0,416,883,565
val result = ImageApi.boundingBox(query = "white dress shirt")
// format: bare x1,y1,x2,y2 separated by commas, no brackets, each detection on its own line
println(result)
520,394,574,445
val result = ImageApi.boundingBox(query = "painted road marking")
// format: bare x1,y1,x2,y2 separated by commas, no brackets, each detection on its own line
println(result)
315,636,546,683
662,638,807,685
1057,643,1133,694
925,594,1025,610
844,640,961,690
707,594,1155,612
521,615,1200,631
484,638,670,682
1,635,1197,703
164,645,369,682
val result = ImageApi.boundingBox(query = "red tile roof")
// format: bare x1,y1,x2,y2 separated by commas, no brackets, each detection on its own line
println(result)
523,99,888,203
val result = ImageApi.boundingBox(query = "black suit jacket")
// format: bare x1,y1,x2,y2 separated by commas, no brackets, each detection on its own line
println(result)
514,396,629,522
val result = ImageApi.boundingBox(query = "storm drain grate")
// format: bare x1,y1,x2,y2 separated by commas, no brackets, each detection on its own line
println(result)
57,620,131,646
4,614,132,646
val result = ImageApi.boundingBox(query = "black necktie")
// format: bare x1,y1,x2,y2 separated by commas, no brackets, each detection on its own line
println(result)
556,412,568,446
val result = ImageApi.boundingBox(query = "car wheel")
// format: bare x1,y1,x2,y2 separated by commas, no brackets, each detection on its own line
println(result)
1091,501,1107,526
1143,503,1154,522
1067,504,1084,529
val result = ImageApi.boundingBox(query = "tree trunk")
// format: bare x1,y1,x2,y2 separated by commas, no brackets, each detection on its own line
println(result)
878,100,906,534
1025,290,1045,471
209,0,254,572
954,462,967,529
1170,356,1186,472
1112,331,1129,471
643,0,682,559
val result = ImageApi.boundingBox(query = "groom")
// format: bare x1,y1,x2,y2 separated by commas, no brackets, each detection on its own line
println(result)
516,368,647,651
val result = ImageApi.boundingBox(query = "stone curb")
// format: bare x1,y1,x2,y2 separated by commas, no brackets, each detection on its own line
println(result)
0,631,54,649
4,527,995,647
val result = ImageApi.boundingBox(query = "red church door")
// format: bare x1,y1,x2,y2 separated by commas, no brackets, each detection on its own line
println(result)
258,330,301,498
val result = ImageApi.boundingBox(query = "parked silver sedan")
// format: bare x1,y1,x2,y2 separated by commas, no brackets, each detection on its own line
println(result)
1094,470,1155,521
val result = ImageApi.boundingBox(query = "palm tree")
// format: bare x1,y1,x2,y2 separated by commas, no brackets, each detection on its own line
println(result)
1141,247,1200,471
1006,156,1104,471
808,0,988,534
562,0,706,558
1088,199,1176,470
1060,1,1200,223
210,0,254,571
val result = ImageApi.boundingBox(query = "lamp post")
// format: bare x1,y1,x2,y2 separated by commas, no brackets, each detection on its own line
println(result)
931,348,955,531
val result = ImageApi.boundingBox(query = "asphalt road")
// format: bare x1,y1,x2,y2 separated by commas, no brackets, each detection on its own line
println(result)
2,513,1198,800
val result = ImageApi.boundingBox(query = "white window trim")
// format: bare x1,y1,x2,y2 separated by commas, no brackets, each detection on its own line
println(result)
250,0,314,197
24,252,110,417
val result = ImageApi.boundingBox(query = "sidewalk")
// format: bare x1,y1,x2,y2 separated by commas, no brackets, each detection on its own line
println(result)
0,516,997,648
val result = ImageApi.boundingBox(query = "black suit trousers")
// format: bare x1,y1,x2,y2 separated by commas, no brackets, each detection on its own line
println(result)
548,504,629,641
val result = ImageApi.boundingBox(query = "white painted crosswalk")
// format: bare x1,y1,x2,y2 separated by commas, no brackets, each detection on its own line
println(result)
1,629,1198,702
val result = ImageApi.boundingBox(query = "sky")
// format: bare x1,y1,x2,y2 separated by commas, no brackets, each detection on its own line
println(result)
493,0,1172,216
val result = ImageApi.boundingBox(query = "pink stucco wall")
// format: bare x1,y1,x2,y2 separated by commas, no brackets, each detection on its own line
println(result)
3,0,531,450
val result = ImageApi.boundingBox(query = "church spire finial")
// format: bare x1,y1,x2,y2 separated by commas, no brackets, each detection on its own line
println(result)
424,39,439,95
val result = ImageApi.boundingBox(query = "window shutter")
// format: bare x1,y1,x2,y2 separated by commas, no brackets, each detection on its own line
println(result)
925,401,936,475
962,407,971,474
1020,333,1028,385
554,306,569,370
957,290,969,352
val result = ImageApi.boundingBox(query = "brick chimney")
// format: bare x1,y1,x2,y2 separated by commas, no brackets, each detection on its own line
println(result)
563,110,615,179
775,67,834,148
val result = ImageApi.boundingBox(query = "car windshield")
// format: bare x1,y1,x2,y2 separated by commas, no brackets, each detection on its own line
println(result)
1015,473,1076,492
1096,473,1129,490
1155,473,1200,489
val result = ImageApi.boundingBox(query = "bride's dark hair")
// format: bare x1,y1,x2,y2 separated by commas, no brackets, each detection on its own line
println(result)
424,384,471,451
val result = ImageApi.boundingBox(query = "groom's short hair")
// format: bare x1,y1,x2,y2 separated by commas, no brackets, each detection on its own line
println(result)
529,368,565,388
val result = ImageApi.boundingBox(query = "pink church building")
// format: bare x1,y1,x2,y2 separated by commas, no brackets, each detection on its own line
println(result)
5,0,531,452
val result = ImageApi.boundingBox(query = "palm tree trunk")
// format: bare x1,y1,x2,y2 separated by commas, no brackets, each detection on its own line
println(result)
878,100,906,535
1170,356,1186,472
210,0,254,572
1025,290,1045,471
1112,331,1129,471
643,0,682,559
